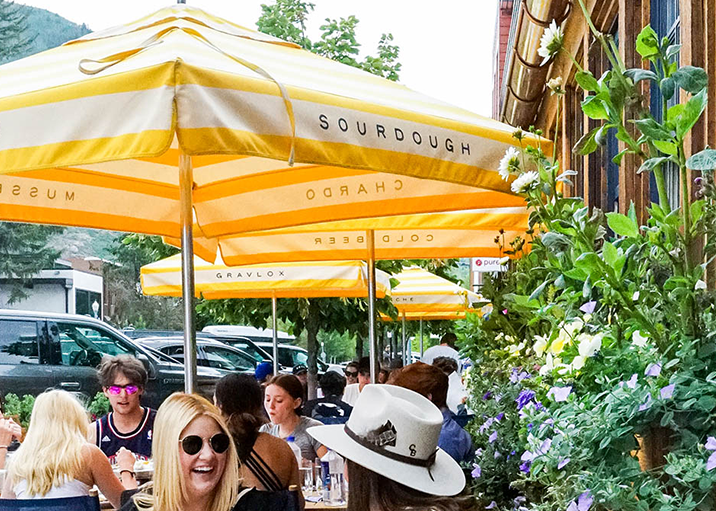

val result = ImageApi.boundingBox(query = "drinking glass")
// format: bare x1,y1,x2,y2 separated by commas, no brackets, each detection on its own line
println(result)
300,459,313,493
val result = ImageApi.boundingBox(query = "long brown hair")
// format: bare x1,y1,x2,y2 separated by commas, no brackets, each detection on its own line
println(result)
346,460,473,511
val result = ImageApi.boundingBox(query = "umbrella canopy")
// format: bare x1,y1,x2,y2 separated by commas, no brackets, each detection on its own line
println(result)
384,267,483,319
167,206,529,264
0,4,541,240
141,254,391,299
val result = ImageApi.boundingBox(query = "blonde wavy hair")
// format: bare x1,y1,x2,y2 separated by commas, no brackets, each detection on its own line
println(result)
8,390,89,496
133,393,239,511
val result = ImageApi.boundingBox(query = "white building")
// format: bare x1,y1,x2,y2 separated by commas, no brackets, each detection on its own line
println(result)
0,258,104,319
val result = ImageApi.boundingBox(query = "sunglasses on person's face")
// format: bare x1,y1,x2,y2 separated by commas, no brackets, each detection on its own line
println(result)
345,371,358,378
106,384,139,395
179,433,231,456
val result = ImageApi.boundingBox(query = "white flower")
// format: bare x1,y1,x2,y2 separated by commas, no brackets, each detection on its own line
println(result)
511,171,540,193
498,256,510,266
632,331,649,347
564,318,584,337
577,332,603,358
571,355,586,371
547,76,564,94
632,291,640,301
695,280,707,290
498,147,521,181
538,20,564,64
533,335,548,357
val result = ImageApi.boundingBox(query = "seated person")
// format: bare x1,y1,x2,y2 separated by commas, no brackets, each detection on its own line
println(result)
304,371,353,419
2,390,135,509
260,374,327,461
0,414,21,469
255,361,274,385
214,373,304,509
342,356,371,406
120,393,239,511
389,362,474,464
433,356,469,415
89,355,156,465
343,361,359,386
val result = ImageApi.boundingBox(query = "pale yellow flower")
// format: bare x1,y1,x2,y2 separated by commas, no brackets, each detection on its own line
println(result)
577,332,603,358
533,336,548,357
571,355,586,371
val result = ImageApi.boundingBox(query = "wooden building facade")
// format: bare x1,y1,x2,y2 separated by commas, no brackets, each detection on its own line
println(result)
493,0,716,225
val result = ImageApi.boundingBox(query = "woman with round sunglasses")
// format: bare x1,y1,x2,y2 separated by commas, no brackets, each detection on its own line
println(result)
260,375,327,462
120,393,239,511
1,390,135,509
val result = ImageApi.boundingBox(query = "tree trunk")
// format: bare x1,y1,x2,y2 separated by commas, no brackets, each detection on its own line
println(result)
306,300,321,400
355,334,363,360
635,425,673,471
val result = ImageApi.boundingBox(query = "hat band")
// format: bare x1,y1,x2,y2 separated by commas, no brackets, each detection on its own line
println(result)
344,425,438,468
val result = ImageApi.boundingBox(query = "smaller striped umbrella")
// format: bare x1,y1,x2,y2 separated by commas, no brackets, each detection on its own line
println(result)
381,267,485,362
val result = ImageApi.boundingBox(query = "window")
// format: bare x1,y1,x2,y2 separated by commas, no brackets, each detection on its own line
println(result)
55,322,134,367
0,320,40,365
75,289,102,318
203,346,256,371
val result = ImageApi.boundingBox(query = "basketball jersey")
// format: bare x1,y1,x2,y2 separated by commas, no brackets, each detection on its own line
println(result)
95,407,156,463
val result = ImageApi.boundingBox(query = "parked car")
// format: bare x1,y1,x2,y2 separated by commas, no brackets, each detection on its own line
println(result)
137,337,257,373
122,328,272,365
202,325,296,343
252,341,343,374
0,310,225,408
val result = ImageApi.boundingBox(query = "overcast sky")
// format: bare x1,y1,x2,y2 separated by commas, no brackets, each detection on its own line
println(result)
18,0,498,116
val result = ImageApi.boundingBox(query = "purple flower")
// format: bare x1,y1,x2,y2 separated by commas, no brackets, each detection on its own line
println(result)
471,464,482,478
567,492,593,511
537,438,552,455
580,301,596,314
708,452,716,471
496,412,505,421
558,458,570,469
527,423,533,431
660,384,675,399
494,450,502,459
516,389,536,410
548,386,572,402
485,502,497,510
534,401,544,412
644,363,661,377
519,460,531,473
521,450,535,462
626,373,638,389
489,431,498,443
480,418,495,434
483,391,493,400
638,394,652,412
706,437,716,451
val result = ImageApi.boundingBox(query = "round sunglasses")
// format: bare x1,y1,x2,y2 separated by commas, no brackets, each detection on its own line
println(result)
105,384,139,395
179,433,231,456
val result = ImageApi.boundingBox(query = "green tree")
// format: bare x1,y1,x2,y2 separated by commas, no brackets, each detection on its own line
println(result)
257,0,401,81
0,0,34,64
0,223,63,305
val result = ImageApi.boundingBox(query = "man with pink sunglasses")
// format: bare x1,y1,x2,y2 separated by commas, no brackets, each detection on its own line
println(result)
88,355,156,470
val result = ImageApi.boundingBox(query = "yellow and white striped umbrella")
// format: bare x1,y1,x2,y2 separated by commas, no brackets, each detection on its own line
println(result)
141,254,391,299
383,267,484,320
166,206,529,264
0,4,542,239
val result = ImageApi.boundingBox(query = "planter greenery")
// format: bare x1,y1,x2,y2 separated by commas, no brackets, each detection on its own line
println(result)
462,4,716,511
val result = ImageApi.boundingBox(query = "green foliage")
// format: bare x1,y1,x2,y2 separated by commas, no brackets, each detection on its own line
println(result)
256,0,401,81
87,392,111,420
2,393,35,429
463,12,716,511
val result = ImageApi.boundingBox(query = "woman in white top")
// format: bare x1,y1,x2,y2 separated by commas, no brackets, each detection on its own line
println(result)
1,389,136,509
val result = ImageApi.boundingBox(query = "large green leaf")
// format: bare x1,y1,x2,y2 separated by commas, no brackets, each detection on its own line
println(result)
661,77,676,101
653,140,677,155
672,66,708,94
637,156,669,174
686,148,716,171
624,68,658,84
573,127,599,155
676,89,708,139
632,118,673,141
575,70,600,92
635,25,659,59
607,212,640,238
581,95,610,120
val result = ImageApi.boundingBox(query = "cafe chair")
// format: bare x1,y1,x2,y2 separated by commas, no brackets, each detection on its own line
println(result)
0,495,100,511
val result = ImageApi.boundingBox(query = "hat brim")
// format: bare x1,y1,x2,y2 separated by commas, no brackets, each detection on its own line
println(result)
308,424,466,497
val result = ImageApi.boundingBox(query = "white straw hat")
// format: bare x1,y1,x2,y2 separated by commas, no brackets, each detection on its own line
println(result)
307,384,466,496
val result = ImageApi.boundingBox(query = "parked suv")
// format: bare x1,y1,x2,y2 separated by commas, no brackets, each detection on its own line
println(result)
137,337,257,373
0,310,224,408
253,341,343,374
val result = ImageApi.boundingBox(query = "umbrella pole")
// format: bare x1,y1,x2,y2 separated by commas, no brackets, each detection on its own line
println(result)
179,151,197,394
367,230,377,383
419,318,424,357
272,296,279,376
402,312,407,366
